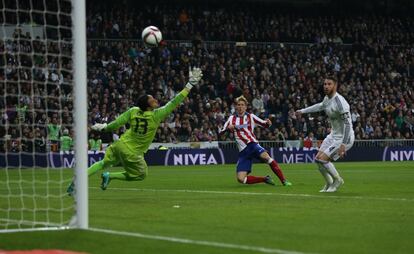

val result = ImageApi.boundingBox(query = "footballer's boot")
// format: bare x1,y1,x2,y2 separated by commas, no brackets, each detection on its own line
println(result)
264,175,275,186
101,172,111,190
66,181,74,196
319,184,330,193
326,177,344,193
282,180,292,186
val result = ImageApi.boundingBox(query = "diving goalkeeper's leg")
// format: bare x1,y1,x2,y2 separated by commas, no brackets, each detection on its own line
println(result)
66,160,107,196
101,153,148,190
67,143,117,195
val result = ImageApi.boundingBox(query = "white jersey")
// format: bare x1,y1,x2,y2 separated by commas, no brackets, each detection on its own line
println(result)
220,113,270,151
300,92,354,144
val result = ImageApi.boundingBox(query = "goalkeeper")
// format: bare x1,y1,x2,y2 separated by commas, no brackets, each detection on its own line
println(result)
67,67,202,194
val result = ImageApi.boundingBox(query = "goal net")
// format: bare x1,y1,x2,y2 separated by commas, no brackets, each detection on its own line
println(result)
0,0,88,232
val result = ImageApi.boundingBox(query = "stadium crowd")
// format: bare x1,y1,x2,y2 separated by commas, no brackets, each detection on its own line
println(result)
85,39,414,145
86,0,414,45
1,1,414,152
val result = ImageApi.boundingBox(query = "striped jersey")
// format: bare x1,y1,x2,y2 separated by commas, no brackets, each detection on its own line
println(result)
299,92,354,144
220,112,270,151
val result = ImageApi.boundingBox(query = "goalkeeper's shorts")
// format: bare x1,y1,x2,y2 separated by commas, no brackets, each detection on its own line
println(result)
103,140,148,180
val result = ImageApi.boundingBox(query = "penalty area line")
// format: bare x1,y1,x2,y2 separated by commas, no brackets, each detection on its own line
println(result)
88,227,311,254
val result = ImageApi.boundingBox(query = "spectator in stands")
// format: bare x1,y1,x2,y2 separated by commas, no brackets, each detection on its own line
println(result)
89,132,103,151
303,132,315,149
34,128,47,153
47,117,61,152
60,129,73,152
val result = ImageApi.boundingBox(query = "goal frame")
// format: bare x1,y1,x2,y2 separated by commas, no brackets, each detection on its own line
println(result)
72,0,89,230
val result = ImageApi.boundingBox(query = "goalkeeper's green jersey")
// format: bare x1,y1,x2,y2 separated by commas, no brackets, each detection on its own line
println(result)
105,89,189,154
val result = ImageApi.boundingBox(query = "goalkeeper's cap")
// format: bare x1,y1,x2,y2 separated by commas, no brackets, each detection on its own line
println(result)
137,94,150,111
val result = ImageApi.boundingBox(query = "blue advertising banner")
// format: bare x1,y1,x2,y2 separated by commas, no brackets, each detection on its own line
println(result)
382,147,414,161
162,149,225,166
0,151,105,168
271,147,318,164
269,147,386,163
0,146,413,168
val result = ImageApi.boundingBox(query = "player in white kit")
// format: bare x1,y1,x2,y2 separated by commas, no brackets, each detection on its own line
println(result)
295,76,354,192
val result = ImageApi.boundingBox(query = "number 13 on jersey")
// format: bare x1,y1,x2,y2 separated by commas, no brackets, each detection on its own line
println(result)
133,118,148,134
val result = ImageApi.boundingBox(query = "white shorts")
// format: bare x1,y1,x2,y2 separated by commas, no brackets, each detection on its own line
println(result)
319,134,354,161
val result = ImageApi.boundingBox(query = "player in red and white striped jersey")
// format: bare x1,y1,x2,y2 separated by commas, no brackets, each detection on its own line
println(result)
220,96,291,186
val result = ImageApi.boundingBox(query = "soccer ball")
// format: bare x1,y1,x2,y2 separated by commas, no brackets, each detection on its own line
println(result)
142,26,162,47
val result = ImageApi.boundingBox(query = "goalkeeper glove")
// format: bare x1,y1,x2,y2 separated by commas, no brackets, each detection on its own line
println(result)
185,67,203,90
91,123,107,131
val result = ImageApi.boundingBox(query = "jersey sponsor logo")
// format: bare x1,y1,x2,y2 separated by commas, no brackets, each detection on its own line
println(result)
165,149,225,166
235,124,248,129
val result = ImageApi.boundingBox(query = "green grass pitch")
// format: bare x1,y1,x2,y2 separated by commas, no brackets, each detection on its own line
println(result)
1,161,414,254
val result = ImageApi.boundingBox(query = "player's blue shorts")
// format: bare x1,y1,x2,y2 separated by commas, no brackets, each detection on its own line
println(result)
236,142,266,173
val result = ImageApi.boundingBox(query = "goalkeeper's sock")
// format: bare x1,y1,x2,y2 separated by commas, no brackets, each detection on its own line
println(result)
109,172,128,180
87,160,105,176
267,158,286,183
68,161,104,195
243,175,266,184
109,171,146,181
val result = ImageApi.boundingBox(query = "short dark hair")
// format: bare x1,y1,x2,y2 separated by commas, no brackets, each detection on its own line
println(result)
325,74,338,84
137,94,150,111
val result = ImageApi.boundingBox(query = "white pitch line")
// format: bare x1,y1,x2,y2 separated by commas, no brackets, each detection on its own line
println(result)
88,227,311,254
0,226,70,234
90,187,414,202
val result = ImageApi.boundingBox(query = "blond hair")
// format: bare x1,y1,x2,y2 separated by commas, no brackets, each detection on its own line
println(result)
236,95,248,105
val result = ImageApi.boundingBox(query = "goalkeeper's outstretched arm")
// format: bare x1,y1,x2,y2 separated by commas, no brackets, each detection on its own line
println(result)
154,67,203,122
91,108,133,132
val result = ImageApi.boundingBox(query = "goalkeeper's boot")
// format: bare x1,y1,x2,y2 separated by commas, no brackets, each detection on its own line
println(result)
282,180,292,186
101,172,111,190
264,175,275,186
326,177,344,193
66,181,74,196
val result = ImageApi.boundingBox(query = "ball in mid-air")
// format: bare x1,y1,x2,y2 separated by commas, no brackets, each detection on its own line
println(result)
142,26,162,47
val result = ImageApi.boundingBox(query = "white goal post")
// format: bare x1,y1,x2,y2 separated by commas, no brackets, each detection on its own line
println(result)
72,0,88,230
0,0,88,232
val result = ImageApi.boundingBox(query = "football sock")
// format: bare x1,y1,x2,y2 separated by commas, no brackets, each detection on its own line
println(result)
267,158,286,183
87,160,105,176
316,161,333,185
109,172,145,181
243,176,266,184
324,162,340,179
108,172,127,180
